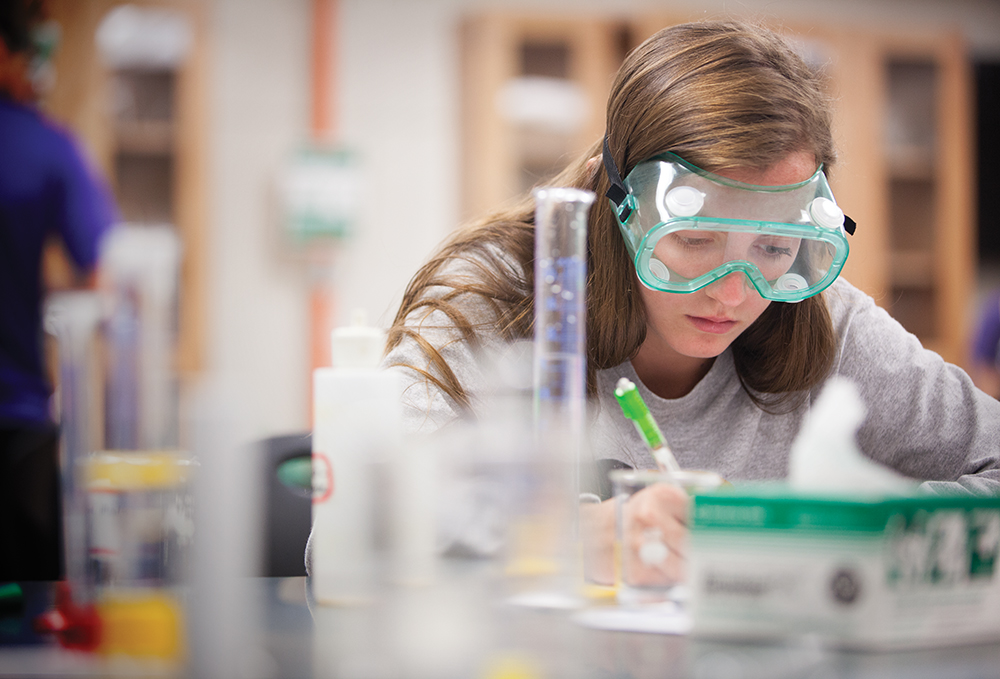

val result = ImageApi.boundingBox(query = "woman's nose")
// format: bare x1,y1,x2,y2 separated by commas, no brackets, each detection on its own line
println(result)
705,272,749,306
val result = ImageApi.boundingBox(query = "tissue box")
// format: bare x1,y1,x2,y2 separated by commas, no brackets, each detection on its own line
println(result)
688,487,1000,649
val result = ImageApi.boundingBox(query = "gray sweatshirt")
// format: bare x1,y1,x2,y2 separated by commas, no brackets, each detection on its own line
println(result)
386,275,1000,497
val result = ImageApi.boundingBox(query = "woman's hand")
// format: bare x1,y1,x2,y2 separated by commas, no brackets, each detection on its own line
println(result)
579,482,689,586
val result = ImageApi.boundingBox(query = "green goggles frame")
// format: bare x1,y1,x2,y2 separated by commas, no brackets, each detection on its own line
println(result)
609,151,852,303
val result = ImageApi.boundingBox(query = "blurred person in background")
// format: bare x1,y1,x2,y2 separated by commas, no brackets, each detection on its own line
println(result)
970,289,1000,399
0,0,116,580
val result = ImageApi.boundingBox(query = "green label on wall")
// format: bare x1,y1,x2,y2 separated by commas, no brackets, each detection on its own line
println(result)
280,146,360,244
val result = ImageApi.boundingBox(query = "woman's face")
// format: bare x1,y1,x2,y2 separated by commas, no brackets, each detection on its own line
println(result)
637,151,818,362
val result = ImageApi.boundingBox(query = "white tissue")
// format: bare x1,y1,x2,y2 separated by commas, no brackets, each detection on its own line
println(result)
788,377,916,493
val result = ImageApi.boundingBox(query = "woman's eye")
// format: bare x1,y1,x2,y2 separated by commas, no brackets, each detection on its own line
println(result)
761,245,793,257
756,239,794,258
679,236,712,247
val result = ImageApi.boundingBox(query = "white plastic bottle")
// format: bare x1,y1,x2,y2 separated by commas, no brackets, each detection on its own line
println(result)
311,310,401,605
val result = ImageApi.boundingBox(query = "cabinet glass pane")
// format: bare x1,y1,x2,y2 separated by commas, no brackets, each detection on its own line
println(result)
885,60,937,174
520,41,569,78
112,70,175,122
115,154,174,223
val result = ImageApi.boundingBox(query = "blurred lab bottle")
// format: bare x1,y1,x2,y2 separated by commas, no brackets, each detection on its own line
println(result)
312,310,402,605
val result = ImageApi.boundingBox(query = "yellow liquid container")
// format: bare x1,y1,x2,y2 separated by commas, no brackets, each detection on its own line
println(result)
97,590,184,659
85,450,195,661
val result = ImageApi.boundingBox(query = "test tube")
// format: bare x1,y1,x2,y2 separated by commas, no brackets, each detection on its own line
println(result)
100,225,181,450
45,291,103,599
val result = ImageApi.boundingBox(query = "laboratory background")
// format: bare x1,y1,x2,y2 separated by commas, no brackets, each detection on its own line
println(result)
30,0,1000,450
3,0,1000,676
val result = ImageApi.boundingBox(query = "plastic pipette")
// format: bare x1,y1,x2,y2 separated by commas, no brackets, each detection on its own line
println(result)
613,377,682,474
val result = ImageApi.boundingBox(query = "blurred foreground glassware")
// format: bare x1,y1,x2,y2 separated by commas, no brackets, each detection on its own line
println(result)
37,292,105,651
100,225,181,451
88,226,191,664
503,187,594,608
45,291,103,603
532,187,592,467
84,451,194,660
611,469,726,606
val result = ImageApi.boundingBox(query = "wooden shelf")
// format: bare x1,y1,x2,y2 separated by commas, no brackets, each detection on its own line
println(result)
788,25,973,366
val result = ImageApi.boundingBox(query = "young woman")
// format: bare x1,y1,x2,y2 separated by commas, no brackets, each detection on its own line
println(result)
382,20,1000,584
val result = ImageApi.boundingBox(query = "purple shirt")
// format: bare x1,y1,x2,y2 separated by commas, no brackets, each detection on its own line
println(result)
972,291,1000,367
0,98,116,425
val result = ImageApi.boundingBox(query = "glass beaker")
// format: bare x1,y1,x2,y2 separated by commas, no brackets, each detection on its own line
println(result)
85,450,195,661
611,469,726,606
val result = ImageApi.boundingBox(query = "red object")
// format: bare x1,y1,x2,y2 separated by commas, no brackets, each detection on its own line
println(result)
33,582,102,651
311,451,334,503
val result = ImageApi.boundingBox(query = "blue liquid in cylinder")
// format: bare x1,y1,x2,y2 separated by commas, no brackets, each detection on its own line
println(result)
535,254,586,410
532,188,593,432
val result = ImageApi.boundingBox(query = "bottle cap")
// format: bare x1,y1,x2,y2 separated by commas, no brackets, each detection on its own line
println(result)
331,309,385,369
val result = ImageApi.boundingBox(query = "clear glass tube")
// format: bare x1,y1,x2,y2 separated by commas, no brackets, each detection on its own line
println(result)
100,225,181,451
532,187,594,446
45,291,103,600
524,187,594,606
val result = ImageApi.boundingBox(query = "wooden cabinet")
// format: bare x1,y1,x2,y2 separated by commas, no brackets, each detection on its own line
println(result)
459,13,635,221
461,14,976,367
44,0,207,374
810,28,975,366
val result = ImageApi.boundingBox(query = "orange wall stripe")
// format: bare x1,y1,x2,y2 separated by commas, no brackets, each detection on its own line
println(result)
309,0,338,427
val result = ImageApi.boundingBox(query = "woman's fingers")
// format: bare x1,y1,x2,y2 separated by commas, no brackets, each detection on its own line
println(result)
579,481,691,587
622,482,689,586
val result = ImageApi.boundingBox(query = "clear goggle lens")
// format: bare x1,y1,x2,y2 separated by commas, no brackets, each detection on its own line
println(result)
615,153,851,302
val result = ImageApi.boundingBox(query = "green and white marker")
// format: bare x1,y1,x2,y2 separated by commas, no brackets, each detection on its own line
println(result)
614,377,682,475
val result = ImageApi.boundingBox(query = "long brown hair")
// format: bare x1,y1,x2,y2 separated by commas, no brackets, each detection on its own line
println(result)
388,20,837,413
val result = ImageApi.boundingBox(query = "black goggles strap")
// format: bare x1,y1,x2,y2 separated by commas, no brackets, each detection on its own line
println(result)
602,135,632,221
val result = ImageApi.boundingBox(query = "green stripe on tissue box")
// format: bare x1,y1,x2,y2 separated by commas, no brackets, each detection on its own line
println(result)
691,485,1000,534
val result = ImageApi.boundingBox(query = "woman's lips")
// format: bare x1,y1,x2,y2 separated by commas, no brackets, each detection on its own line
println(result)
688,315,738,334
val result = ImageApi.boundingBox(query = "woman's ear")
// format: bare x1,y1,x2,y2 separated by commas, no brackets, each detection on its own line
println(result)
586,155,601,173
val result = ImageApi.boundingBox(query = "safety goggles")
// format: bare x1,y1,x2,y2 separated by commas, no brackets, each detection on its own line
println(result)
603,142,855,302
